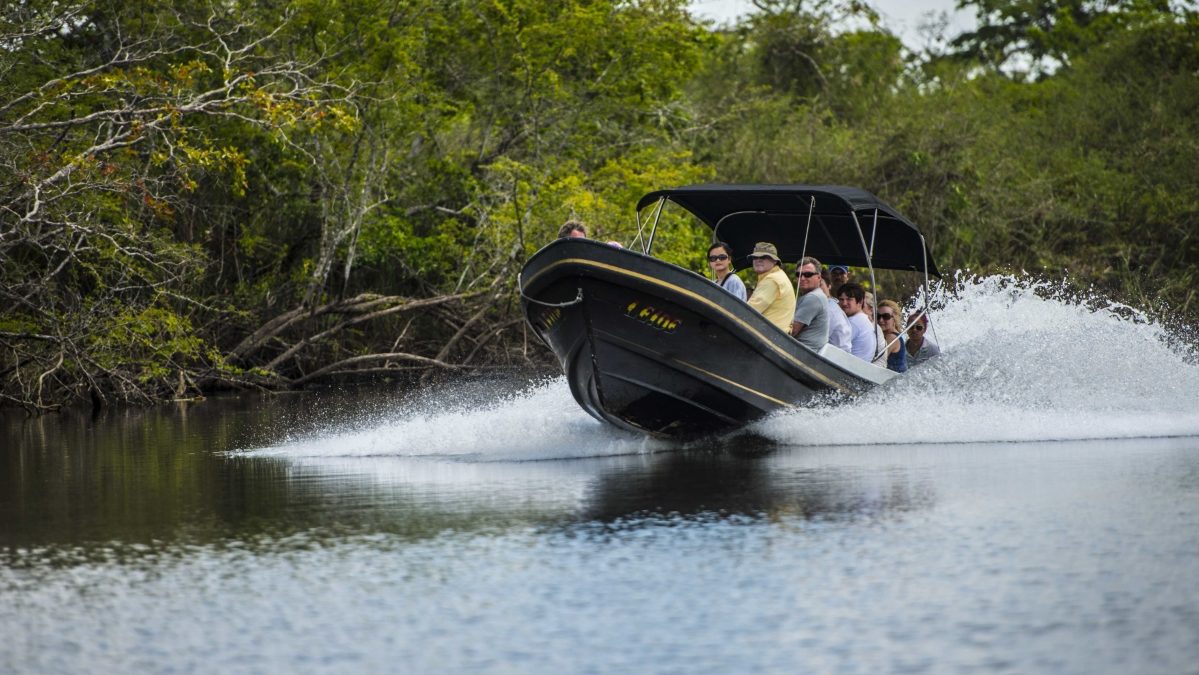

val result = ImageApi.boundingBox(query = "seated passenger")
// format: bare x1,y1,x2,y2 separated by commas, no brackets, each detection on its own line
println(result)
746,242,796,333
707,241,747,301
837,282,875,362
905,311,942,366
830,265,851,297
790,256,828,351
557,219,622,247
822,269,852,351
557,220,587,239
877,299,907,373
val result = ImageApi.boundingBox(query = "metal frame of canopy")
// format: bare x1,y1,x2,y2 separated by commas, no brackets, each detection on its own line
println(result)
632,184,939,361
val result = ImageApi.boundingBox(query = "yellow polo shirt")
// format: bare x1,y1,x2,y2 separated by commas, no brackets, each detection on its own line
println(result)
748,265,797,333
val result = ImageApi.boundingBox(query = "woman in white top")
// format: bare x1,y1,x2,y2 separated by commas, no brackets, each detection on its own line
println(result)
707,241,747,301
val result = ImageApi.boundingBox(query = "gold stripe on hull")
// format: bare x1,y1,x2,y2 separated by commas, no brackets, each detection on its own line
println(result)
523,257,848,393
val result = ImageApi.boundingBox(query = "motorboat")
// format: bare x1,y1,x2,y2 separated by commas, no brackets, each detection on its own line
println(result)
518,184,942,437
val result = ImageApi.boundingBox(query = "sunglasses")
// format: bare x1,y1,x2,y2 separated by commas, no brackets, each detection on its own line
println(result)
798,271,820,278
878,313,894,320
708,254,729,262
749,255,772,261
910,324,925,331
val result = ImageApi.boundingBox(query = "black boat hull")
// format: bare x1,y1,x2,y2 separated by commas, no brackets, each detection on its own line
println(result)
520,239,892,437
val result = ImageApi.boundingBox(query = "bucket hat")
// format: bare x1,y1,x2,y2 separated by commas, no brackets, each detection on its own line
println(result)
750,242,781,262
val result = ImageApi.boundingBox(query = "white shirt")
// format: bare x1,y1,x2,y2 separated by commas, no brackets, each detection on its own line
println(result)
846,312,875,362
826,297,852,351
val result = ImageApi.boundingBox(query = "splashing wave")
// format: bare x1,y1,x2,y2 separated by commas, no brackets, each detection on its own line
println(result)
755,275,1199,445
240,377,665,461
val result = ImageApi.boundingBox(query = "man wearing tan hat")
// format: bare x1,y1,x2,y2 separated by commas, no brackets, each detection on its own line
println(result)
746,242,796,333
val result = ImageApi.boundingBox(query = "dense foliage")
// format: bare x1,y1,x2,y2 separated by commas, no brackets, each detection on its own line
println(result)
2,0,1197,411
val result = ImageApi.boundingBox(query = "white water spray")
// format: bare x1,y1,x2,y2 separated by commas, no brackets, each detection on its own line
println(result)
756,275,1199,445
242,377,666,461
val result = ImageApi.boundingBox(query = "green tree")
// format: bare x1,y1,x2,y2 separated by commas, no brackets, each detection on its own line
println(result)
1,0,713,410
949,0,1197,76
0,0,351,410
224,0,712,380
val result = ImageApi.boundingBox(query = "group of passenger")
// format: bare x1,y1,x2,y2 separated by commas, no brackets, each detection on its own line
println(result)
708,240,940,372
554,222,940,370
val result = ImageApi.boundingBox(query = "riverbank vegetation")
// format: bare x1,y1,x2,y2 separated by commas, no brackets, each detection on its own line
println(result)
2,0,1197,411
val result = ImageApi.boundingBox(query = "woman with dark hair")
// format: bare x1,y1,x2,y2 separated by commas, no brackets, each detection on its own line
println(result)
905,311,941,367
707,241,746,301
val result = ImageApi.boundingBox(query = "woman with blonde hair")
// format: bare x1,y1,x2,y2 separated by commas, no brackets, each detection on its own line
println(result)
877,299,907,372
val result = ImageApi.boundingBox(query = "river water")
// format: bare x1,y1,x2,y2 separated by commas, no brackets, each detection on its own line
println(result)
3,276,1199,674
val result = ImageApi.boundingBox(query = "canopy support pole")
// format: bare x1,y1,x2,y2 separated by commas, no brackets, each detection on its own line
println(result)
645,198,666,255
885,234,938,356
799,196,815,262
631,211,647,253
849,209,881,361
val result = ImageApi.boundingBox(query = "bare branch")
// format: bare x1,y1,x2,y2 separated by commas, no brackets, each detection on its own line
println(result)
261,291,477,371
290,352,464,387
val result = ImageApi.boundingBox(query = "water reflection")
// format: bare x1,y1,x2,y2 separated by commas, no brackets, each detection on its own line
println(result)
579,447,935,525
2,390,937,559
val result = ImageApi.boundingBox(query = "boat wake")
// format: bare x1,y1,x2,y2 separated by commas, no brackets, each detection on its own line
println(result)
238,377,666,462
240,275,1199,461
756,274,1199,445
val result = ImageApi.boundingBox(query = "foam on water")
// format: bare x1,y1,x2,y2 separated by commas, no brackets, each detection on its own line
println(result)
240,377,667,461
243,275,1199,461
756,275,1199,445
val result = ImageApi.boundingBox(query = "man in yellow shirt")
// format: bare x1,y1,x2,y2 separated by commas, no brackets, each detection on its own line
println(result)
746,242,796,333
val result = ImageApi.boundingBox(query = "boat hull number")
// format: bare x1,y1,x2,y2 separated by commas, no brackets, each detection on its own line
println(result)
624,300,681,333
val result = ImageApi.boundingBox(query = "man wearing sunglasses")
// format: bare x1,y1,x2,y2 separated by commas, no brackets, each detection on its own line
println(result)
790,256,829,351
746,242,796,333
905,312,941,366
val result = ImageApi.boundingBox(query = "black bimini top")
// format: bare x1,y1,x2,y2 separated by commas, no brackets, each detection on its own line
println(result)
636,184,941,277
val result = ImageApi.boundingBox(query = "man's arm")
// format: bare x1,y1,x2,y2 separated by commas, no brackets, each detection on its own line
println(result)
790,292,818,337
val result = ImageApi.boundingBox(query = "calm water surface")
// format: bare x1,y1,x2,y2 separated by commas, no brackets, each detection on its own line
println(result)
4,279,1199,673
